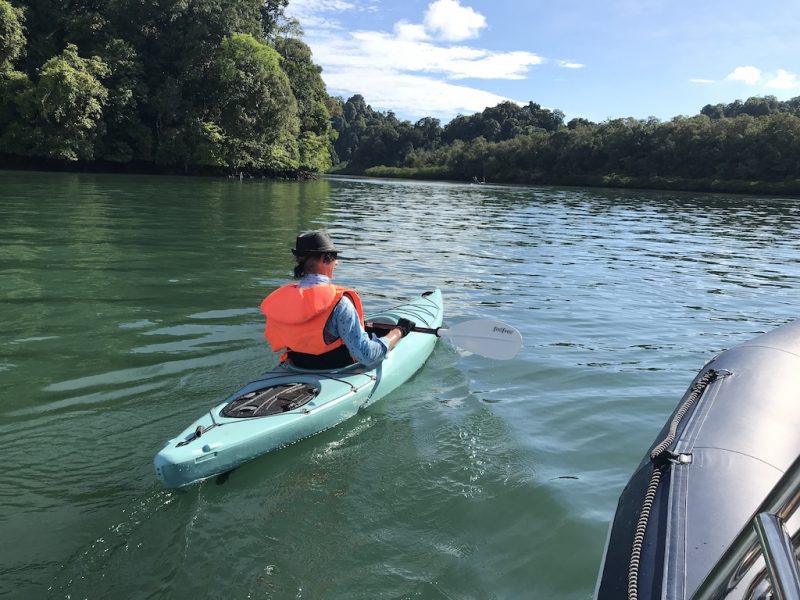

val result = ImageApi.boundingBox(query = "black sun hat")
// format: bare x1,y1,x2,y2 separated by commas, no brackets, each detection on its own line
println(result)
291,231,339,256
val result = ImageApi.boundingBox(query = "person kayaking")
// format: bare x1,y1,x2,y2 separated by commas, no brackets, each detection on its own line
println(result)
260,230,415,369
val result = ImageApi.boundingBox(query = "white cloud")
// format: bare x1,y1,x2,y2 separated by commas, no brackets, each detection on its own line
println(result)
766,69,800,90
423,0,487,42
689,78,715,84
725,66,762,85
558,60,585,69
394,20,430,42
314,31,543,80
323,68,514,119
287,0,555,120
286,0,358,29
717,66,800,91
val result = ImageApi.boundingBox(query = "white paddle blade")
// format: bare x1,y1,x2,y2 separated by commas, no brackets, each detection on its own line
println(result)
439,319,523,360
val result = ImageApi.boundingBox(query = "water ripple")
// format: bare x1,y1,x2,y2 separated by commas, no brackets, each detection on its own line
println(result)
2,173,800,599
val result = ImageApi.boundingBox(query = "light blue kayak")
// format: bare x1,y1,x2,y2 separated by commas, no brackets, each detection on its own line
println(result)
154,289,444,488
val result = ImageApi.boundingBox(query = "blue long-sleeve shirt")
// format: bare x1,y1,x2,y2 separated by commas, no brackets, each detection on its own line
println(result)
298,274,389,366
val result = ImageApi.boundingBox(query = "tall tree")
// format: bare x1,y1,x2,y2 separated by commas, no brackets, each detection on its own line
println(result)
260,0,290,38
94,37,151,162
0,0,25,71
203,32,299,171
275,36,332,171
12,44,109,160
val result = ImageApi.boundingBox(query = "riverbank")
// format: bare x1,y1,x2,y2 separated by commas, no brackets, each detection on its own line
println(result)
4,152,797,197
0,153,318,181
342,165,800,197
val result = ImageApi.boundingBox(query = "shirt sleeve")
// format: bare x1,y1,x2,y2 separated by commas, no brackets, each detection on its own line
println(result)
325,296,389,366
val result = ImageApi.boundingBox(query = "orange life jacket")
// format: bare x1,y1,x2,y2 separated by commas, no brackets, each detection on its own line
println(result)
260,282,364,359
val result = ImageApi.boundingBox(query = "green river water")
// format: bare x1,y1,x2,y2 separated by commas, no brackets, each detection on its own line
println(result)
1,170,799,599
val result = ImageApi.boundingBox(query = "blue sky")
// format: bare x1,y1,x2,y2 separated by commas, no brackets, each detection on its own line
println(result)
285,0,800,125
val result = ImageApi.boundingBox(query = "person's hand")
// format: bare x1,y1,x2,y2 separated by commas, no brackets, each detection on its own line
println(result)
396,318,416,337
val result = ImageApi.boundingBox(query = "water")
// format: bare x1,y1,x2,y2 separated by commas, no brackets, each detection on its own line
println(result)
1,171,799,599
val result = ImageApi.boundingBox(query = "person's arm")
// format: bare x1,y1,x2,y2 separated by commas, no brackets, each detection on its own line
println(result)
381,327,404,351
378,318,416,350
327,297,410,365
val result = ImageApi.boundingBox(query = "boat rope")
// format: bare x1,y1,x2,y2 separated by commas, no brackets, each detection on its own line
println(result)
628,465,663,600
649,369,719,460
627,368,719,600
315,372,376,392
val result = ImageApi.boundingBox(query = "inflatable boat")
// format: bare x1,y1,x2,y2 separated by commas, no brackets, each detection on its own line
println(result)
595,320,800,600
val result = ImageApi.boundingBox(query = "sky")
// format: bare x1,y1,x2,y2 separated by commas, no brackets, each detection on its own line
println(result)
285,0,800,125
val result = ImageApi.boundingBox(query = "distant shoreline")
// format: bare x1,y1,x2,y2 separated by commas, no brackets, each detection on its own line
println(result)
3,156,798,198
335,165,800,198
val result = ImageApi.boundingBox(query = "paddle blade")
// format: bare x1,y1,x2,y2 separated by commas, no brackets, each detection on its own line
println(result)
439,319,523,360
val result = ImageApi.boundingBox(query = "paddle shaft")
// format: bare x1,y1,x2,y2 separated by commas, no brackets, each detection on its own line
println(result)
366,321,441,336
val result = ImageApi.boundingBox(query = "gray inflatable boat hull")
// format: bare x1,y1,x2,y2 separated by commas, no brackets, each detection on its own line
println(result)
595,320,800,599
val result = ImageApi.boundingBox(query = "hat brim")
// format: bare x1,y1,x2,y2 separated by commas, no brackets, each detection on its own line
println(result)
292,249,339,256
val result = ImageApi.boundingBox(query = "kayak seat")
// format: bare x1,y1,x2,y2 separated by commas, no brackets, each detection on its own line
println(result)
222,383,318,418
288,344,354,370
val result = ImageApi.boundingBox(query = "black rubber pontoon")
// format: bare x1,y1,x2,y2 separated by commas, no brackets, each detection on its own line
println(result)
595,320,800,600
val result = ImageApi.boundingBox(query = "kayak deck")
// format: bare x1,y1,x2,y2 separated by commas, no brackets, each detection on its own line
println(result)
154,289,443,488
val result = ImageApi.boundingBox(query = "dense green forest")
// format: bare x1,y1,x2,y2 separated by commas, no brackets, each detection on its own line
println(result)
2,0,799,191
329,94,800,194
0,0,334,175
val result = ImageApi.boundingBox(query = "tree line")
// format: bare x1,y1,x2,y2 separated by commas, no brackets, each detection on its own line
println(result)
0,0,334,175
330,94,800,194
2,0,798,192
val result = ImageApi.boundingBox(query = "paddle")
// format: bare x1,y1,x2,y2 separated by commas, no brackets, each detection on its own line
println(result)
365,318,523,360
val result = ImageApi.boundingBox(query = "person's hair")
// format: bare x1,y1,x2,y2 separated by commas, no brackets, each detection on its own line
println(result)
293,252,338,279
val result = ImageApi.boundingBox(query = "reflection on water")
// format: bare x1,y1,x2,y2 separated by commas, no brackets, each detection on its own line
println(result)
1,171,799,599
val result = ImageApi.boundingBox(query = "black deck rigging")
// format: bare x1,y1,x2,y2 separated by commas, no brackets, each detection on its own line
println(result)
221,383,318,418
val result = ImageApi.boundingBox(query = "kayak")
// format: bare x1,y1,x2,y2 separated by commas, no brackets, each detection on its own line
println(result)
154,289,444,488
595,319,800,599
